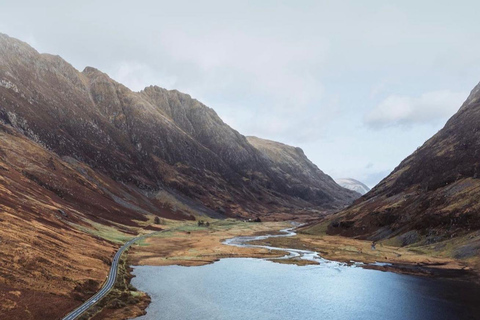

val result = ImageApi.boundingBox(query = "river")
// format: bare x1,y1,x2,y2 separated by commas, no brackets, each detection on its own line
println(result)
131,227,480,320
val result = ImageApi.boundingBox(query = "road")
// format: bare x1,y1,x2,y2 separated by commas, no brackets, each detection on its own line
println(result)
62,232,158,320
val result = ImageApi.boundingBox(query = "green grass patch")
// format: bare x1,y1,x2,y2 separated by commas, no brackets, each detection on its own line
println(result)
76,220,134,243
300,221,329,235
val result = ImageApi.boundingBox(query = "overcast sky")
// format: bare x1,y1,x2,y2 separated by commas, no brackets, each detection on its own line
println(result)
2,0,480,187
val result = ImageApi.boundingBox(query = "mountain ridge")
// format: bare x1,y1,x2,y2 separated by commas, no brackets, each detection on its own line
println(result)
0,32,358,221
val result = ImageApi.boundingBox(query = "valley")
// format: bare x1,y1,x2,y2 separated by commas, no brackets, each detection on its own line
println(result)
0,16,480,319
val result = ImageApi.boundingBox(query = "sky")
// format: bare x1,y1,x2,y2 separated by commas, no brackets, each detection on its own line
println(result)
1,0,480,187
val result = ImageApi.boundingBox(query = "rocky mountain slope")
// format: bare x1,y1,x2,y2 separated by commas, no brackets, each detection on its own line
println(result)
0,33,356,220
321,82,480,257
335,178,370,195
0,33,357,318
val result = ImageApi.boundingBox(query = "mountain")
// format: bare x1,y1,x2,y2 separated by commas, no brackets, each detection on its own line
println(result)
0,33,358,318
0,33,357,220
335,178,370,195
322,82,480,253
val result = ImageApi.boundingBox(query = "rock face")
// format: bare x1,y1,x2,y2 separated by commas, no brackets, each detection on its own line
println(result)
335,178,370,195
325,81,480,247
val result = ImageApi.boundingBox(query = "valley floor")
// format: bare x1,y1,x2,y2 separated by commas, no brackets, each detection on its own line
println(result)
129,220,290,267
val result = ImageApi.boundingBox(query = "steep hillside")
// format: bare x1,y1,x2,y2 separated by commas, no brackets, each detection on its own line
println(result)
0,123,127,319
322,81,480,257
335,178,370,195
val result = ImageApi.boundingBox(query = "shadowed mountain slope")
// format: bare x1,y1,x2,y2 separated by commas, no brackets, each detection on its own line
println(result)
320,82,480,255
247,136,359,207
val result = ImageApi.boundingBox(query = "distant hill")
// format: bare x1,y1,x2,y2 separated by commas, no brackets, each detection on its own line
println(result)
335,178,370,195
247,137,359,206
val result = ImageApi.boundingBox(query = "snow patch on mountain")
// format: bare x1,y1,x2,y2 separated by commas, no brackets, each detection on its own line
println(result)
335,178,370,195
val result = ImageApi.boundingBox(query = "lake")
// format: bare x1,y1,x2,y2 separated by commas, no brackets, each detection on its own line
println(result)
131,228,480,320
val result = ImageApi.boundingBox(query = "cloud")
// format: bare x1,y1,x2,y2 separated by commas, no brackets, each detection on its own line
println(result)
2,0,480,187
365,90,468,128
144,29,335,143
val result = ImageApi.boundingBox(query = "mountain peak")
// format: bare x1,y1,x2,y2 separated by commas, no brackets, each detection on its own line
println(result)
82,66,114,82
82,66,102,74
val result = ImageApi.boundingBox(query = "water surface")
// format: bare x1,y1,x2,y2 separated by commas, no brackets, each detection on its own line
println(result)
132,228,480,320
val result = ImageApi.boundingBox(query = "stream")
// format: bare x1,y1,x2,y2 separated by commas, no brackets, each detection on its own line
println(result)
223,225,371,268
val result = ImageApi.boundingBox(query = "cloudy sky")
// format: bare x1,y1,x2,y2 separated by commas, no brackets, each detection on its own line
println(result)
2,0,480,187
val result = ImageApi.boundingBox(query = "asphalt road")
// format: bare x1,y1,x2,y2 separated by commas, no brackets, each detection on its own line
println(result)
62,232,157,320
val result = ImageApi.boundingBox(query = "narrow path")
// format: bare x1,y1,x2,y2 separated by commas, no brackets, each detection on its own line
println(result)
62,232,160,320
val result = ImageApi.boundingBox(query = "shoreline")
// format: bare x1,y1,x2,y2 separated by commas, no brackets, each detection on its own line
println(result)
248,231,480,283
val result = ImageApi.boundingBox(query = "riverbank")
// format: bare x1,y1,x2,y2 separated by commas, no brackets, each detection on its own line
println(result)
250,233,477,279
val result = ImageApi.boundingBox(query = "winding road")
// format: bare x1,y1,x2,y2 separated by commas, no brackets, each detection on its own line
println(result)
62,232,159,320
